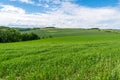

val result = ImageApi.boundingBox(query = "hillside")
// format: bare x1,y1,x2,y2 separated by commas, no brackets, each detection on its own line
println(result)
0,30,120,80
24,28,114,38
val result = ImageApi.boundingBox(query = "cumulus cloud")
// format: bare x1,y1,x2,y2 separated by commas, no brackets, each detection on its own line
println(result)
0,5,25,14
0,2,120,29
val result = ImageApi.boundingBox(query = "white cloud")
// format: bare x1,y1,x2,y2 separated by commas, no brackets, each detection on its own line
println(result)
38,0,70,4
0,2,120,29
10,0,34,4
20,0,34,4
37,0,75,8
0,5,25,14
9,0,16,1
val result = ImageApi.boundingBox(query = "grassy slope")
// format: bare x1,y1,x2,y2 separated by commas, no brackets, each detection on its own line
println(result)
0,30,120,80
26,28,110,38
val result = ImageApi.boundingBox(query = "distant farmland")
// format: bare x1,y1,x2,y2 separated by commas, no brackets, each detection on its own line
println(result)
24,28,113,37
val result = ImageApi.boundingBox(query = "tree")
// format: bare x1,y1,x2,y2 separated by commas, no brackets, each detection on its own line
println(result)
0,28,40,43
21,32,39,41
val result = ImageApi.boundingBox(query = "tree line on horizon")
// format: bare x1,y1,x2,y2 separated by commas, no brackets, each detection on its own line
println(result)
0,28,40,43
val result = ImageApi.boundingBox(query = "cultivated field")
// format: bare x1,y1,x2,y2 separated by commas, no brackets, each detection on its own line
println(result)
0,29,120,80
26,28,109,37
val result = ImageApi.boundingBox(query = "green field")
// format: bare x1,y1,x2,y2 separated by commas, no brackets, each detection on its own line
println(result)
25,28,110,37
0,29,120,80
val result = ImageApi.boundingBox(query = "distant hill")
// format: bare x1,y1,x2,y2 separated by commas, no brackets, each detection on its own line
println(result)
0,26,9,29
0,26,32,31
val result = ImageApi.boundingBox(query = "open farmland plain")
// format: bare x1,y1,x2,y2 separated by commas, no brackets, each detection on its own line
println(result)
0,29,120,80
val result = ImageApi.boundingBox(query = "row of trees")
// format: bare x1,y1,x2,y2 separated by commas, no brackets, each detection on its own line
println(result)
0,28,40,43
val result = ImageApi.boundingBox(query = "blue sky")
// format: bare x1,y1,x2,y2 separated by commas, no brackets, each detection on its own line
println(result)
1,0,119,13
0,0,120,28
77,0,118,7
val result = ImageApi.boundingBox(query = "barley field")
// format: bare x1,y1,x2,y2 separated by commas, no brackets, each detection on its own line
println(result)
0,29,120,80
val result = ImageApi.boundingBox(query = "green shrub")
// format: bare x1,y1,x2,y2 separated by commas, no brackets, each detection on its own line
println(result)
0,28,40,43
21,32,40,41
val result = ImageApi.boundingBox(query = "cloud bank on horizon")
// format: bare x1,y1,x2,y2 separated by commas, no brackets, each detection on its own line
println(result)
0,0,120,29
